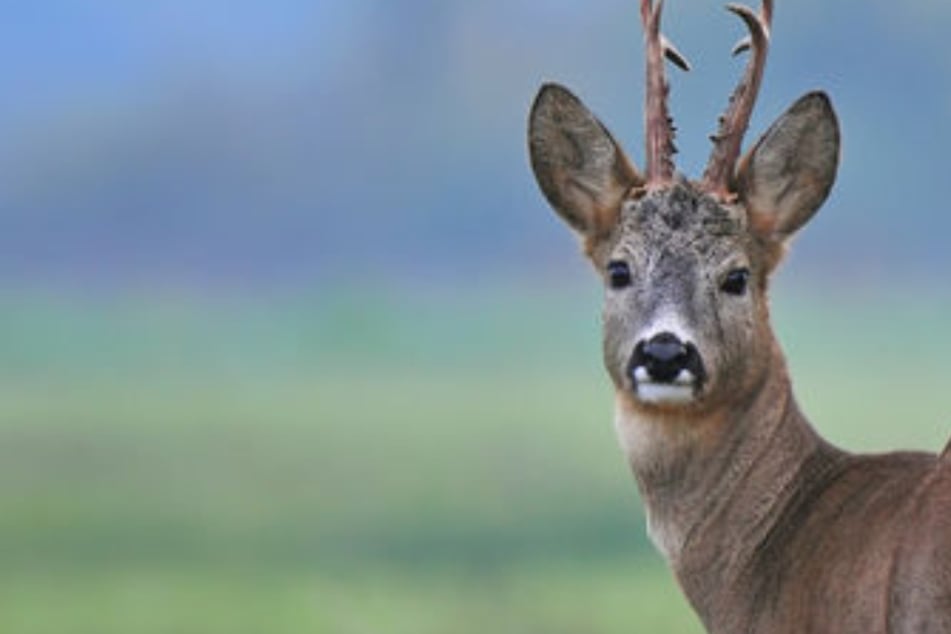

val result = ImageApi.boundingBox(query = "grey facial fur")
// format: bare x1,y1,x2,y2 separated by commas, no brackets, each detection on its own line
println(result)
599,180,765,410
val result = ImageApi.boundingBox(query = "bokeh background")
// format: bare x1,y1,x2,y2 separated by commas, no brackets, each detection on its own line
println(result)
3,2,951,633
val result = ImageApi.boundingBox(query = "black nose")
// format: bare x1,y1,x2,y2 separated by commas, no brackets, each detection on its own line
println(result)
631,332,697,384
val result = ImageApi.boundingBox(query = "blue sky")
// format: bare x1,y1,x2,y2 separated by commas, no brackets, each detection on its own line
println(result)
1,1,949,291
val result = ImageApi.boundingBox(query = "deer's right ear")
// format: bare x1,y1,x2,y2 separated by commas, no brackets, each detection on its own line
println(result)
529,83,641,243
736,92,840,241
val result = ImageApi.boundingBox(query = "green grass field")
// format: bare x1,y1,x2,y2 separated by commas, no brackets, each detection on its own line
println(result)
1,286,948,633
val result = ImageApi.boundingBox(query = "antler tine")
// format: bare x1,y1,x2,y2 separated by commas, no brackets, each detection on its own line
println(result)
701,0,773,199
641,0,690,188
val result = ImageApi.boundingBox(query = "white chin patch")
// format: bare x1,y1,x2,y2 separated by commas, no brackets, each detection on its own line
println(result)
636,383,696,405
632,367,697,405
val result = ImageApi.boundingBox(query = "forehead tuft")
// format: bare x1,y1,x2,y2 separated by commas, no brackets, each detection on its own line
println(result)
619,182,746,245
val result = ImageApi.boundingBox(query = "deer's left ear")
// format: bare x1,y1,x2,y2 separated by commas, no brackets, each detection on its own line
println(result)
736,91,840,240
529,83,641,245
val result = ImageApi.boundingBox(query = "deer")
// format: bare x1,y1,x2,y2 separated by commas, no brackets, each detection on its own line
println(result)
528,1,951,632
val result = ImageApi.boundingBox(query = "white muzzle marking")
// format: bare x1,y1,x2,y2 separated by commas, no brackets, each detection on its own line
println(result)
632,366,697,405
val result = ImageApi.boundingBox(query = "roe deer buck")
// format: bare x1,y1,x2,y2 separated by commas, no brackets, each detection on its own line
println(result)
528,1,951,632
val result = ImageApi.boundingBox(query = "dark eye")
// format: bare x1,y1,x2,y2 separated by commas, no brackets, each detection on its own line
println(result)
721,268,750,296
607,260,632,289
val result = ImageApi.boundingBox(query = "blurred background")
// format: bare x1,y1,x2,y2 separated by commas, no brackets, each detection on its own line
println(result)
2,1,950,633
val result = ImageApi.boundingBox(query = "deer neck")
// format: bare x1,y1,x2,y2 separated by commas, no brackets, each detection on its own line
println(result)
614,337,845,629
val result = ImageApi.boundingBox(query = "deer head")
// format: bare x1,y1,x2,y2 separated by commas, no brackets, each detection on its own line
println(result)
528,0,839,421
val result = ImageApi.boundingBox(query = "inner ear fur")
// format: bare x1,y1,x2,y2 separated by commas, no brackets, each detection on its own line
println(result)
736,91,840,241
529,83,641,247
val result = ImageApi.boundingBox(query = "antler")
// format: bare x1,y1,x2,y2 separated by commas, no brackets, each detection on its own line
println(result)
701,0,773,199
641,0,690,188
